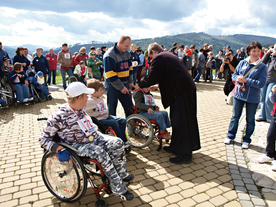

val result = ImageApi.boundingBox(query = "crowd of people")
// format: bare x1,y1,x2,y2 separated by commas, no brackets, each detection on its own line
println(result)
1,35,276,202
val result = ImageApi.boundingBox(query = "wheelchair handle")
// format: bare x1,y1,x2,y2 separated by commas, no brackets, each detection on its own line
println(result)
37,117,48,121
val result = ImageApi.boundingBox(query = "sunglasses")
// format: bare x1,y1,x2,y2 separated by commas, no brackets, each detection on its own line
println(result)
91,54,96,56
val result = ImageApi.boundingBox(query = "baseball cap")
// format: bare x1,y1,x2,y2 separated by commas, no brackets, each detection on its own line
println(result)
65,82,95,97
37,71,43,76
3,57,9,62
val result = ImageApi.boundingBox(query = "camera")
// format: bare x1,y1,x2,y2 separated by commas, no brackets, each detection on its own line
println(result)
224,57,230,62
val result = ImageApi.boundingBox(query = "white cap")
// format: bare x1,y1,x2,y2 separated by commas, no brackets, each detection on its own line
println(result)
65,82,95,97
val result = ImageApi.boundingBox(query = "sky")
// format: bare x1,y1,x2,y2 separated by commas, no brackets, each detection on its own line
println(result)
0,0,275,48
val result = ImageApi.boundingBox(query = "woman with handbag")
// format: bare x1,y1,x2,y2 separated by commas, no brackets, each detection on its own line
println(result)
224,41,268,149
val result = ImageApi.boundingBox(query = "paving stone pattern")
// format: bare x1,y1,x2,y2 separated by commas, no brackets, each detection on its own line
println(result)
0,81,273,206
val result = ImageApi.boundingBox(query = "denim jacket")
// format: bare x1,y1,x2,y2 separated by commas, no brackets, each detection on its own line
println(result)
233,57,267,103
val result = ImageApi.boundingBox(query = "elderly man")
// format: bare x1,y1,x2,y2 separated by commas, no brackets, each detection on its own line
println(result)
138,43,201,164
103,35,134,117
32,48,50,84
45,48,58,85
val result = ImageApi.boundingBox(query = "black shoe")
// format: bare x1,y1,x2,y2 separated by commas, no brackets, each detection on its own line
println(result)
163,146,176,155
169,155,192,164
123,174,135,182
120,191,134,201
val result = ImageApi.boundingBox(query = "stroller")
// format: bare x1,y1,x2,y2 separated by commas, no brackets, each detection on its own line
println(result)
27,69,52,103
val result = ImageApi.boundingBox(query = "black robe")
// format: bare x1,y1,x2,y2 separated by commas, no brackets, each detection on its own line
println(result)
139,50,200,155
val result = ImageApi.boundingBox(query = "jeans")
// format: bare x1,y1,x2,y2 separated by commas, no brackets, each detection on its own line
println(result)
48,70,56,85
13,84,30,103
266,113,276,159
133,67,138,85
99,115,126,141
194,65,202,82
258,82,276,122
105,80,133,118
60,68,73,90
139,111,171,131
36,84,49,99
227,97,259,143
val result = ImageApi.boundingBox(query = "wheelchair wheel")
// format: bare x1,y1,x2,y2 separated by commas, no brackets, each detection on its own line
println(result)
126,114,154,148
4,84,14,106
95,197,107,207
68,76,79,84
41,149,87,202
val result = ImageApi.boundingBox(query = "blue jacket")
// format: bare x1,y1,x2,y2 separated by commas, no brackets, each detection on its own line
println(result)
130,51,140,70
32,55,50,74
13,54,30,72
8,70,28,85
0,49,10,77
233,58,267,103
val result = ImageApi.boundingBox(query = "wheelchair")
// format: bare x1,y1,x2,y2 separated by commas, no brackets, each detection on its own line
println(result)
38,118,112,207
126,106,170,151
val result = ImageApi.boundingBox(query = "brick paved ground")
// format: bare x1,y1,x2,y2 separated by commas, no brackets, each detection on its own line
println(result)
0,81,273,206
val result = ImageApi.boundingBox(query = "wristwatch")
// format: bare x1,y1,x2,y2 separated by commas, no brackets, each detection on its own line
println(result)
59,148,66,152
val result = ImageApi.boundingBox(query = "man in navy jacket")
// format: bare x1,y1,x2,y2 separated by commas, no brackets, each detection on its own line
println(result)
32,48,50,84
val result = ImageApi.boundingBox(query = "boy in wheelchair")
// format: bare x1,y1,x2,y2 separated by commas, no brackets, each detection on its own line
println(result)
73,60,89,84
39,82,134,201
85,79,131,148
133,87,171,140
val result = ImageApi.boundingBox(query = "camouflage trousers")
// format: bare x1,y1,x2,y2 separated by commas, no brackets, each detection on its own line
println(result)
72,133,128,196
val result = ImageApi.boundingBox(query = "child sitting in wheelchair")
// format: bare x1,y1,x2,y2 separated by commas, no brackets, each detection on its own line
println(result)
134,87,171,140
29,71,51,101
39,82,134,201
74,61,89,84
85,79,131,148
8,62,33,103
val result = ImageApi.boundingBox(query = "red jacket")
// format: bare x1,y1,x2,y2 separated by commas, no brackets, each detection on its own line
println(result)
45,53,57,70
70,55,78,67
74,53,89,66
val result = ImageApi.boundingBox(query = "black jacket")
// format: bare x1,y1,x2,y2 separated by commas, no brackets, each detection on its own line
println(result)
139,50,196,108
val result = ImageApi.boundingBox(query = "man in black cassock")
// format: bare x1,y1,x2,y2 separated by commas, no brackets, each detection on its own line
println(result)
138,42,201,164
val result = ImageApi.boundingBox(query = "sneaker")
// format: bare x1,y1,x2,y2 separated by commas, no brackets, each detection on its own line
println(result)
224,138,232,144
22,98,29,103
28,97,34,101
120,191,134,201
123,174,135,182
271,160,276,171
257,154,274,163
242,142,249,149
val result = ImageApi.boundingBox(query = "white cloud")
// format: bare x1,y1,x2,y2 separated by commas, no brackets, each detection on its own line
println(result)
1,0,276,48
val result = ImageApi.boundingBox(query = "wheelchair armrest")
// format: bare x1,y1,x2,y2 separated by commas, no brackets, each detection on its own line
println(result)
57,142,80,154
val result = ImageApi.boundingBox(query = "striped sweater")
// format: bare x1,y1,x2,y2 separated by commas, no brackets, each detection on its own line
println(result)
103,43,133,90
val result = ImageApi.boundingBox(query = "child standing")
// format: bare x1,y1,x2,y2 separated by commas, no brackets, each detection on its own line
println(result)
8,62,33,103
74,61,89,84
133,87,171,140
86,79,129,145
257,85,276,171
205,51,216,83
29,71,51,101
